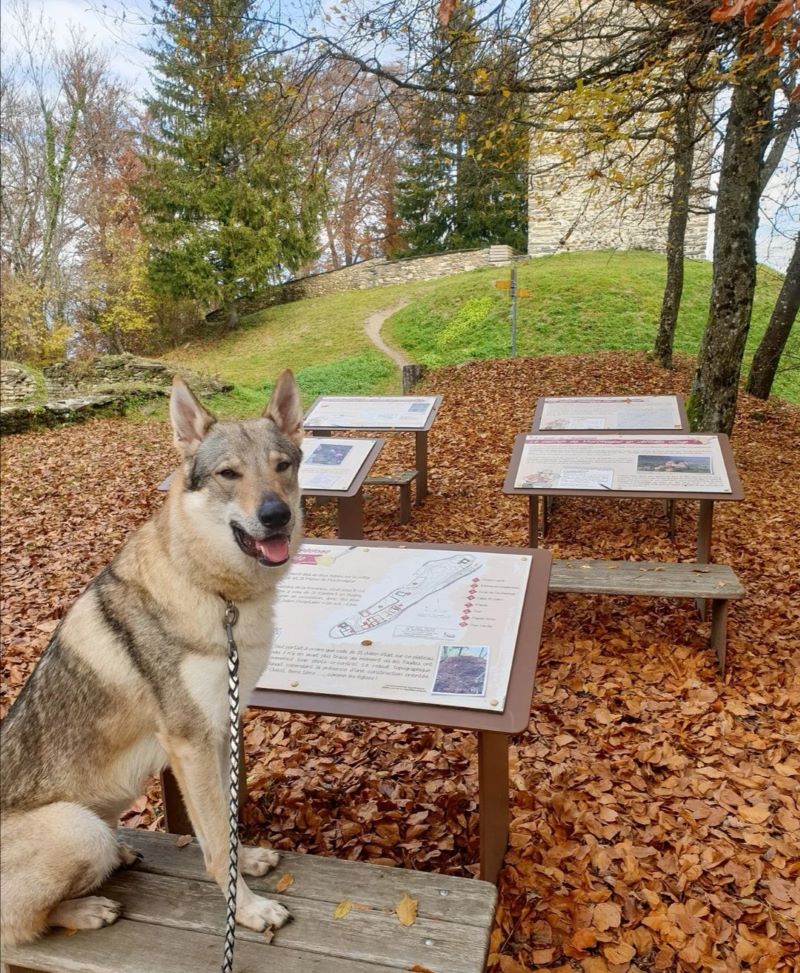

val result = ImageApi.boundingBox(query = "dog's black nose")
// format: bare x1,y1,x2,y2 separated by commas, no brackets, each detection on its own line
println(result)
258,496,291,529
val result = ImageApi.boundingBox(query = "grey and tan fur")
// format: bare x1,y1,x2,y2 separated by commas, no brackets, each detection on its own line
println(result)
0,370,305,946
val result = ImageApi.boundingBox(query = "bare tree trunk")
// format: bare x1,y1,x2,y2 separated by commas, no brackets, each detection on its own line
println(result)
688,47,776,434
746,236,799,399
224,300,239,330
654,94,699,369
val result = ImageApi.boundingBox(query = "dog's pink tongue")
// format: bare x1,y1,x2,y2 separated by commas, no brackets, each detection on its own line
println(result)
257,537,290,563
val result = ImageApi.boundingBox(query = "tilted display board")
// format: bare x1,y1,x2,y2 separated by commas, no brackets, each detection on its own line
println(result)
505,433,743,499
298,436,381,494
304,395,442,431
533,395,688,432
258,541,548,713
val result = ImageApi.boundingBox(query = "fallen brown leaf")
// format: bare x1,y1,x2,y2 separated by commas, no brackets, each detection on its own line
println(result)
333,899,352,920
396,893,418,927
275,873,294,892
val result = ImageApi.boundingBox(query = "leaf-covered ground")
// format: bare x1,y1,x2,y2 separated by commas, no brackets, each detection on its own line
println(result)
1,352,798,972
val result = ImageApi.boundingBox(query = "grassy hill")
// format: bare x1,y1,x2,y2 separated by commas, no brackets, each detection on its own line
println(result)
164,250,795,414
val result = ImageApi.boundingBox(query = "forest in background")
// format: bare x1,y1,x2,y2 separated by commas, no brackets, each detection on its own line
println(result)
0,0,797,431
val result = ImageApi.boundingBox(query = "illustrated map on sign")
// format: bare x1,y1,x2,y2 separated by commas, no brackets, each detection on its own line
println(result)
330,554,480,638
260,544,532,711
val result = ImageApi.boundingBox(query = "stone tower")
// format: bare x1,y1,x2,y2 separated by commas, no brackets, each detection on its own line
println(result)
526,1,710,259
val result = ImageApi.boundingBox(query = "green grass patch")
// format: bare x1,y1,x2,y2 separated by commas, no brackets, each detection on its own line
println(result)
387,251,796,402
160,282,436,417
148,250,794,415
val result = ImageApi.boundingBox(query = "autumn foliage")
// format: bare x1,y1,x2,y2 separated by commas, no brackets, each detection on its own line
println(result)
1,352,798,970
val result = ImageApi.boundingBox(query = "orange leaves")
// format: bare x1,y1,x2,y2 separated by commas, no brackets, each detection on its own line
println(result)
436,0,458,27
2,353,800,971
592,902,621,932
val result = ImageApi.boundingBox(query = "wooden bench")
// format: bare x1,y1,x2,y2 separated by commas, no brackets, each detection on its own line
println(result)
365,469,418,524
2,830,497,973
549,559,745,675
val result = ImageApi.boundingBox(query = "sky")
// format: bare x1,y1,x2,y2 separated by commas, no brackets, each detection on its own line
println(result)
3,0,797,274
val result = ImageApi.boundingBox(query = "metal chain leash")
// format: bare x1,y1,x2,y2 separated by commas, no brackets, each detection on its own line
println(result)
222,600,241,973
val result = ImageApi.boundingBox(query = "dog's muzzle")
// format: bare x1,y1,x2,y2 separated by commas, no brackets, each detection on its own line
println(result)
231,524,291,566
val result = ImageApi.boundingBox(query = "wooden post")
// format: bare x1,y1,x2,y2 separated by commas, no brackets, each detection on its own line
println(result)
478,731,510,883
528,496,539,548
415,431,428,502
696,499,714,618
337,493,364,539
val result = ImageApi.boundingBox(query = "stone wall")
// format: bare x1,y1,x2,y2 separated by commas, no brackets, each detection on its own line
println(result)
1,354,232,435
526,0,710,261
527,152,710,259
42,354,230,399
213,246,516,320
0,361,37,404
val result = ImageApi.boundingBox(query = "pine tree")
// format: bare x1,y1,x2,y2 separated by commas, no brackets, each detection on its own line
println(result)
138,0,321,327
395,10,528,255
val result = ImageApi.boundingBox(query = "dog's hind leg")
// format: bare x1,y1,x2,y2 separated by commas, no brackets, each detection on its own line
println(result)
1,802,122,946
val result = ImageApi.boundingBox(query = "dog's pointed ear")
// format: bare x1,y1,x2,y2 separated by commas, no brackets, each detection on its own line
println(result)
263,369,303,446
170,378,216,458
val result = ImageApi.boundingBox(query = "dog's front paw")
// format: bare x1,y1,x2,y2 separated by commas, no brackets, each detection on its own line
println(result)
237,896,291,932
240,845,280,877
50,896,122,932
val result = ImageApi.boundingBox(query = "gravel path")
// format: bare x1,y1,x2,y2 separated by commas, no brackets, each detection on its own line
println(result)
363,300,411,369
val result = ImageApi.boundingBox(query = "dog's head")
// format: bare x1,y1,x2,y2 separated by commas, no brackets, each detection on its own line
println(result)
169,370,303,571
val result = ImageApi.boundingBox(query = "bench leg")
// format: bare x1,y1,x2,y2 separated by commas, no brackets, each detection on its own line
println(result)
478,731,510,884
398,482,412,524
710,599,729,677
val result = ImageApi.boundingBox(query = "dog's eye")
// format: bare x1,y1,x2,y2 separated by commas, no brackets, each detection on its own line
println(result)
275,460,291,473
217,468,241,480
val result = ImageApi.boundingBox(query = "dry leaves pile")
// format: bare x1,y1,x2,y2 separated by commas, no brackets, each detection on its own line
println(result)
1,352,798,972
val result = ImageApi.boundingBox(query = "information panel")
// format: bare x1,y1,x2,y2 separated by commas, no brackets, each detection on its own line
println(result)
305,396,437,430
538,396,683,430
299,437,377,493
258,543,532,711
514,435,732,493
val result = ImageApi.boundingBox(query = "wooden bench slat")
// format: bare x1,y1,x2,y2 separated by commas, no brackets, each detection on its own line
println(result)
365,470,418,486
127,830,496,928
1,916,400,973
549,559,745,599
100,868,491,973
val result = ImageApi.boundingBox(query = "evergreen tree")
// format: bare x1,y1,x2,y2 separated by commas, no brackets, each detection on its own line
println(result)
138,0,321,327
395,11,528,256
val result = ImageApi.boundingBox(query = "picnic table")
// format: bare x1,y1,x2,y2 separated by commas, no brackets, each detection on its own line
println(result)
299,436,383,538
531,395,691,535
532,394,690,433
157,437,383,540
161,539,552,884
304,395,443,502
503,432,744,564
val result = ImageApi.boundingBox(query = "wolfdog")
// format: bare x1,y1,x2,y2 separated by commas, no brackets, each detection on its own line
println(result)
1,371,304,945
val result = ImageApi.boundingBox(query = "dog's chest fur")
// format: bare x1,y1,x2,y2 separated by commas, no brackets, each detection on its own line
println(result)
178,597,275,731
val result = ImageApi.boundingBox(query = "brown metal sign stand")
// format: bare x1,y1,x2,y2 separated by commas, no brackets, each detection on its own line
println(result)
161,539,553,884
